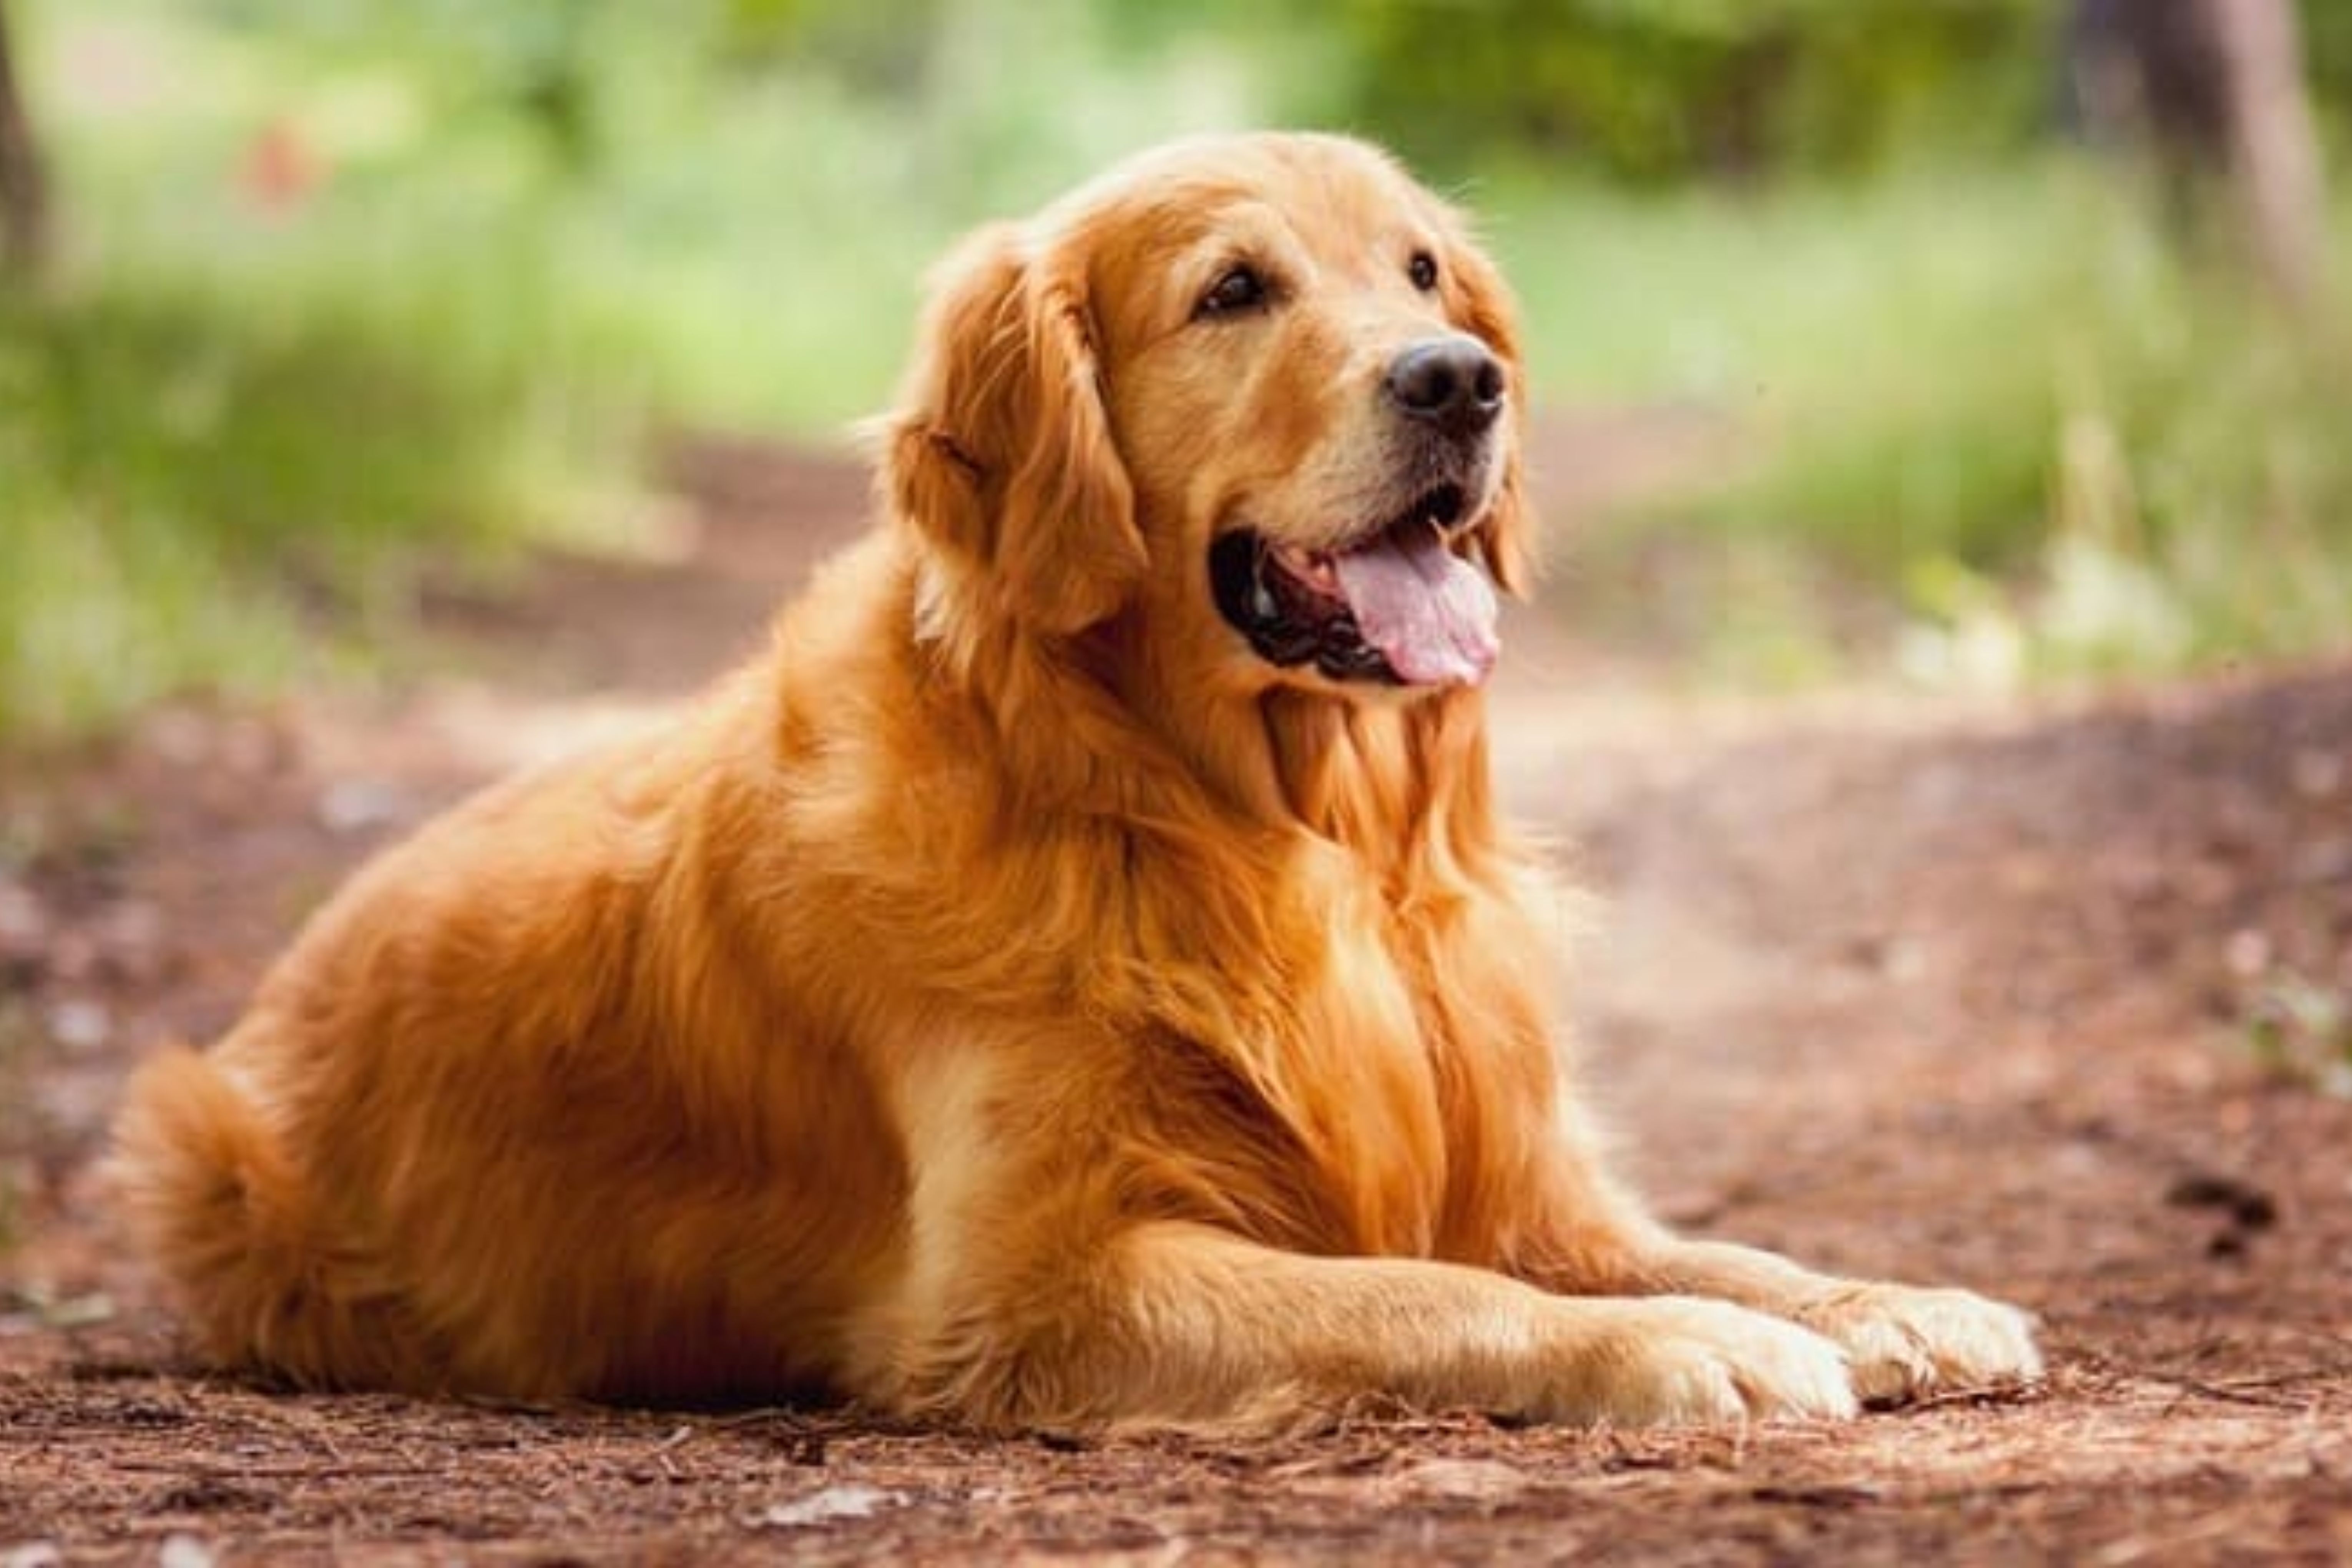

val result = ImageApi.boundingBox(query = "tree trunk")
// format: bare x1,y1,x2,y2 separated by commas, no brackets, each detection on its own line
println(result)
2066,0,2328,309
0,0,49,281
2203,0,2328,308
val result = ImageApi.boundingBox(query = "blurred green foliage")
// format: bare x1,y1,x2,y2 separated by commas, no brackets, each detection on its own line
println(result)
264,0,2351,184
2,0,2349,739
0,252,603,737
1289,0,2058,179
198,0,2352,186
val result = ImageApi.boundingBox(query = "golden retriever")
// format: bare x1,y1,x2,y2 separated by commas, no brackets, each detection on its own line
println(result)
111,132,2039,1429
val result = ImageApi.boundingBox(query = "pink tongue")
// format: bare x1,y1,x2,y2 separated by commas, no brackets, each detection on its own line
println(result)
1330,528,1500,687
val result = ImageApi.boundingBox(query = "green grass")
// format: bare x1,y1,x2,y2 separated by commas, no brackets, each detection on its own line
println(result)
0,243,628,739
1485,158,2352,687
0,4,657,740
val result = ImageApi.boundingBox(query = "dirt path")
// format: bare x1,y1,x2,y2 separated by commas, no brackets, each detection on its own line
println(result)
4,426,2350,1564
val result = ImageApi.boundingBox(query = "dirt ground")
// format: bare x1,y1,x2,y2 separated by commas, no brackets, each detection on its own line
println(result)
3,422,2350,1565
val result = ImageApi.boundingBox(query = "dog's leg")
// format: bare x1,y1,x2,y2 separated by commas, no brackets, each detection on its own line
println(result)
1517,1164,2041,1406
888,1221,1859,1432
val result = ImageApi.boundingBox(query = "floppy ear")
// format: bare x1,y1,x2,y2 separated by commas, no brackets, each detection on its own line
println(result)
1447,232,1536,598
886,223,1146,634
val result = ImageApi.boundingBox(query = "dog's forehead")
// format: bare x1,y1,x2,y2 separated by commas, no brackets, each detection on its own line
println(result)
1049,135,1438,267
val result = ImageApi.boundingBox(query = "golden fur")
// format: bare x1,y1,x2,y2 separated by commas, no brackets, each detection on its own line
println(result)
112,133,2038,1428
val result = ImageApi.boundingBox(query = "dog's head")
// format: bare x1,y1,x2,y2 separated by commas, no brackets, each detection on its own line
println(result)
886,132,1529,698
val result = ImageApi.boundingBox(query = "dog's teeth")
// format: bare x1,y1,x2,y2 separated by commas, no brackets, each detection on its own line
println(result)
1251,578,1279,620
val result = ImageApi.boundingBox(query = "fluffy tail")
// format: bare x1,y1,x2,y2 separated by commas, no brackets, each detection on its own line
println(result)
110,1046,413,1387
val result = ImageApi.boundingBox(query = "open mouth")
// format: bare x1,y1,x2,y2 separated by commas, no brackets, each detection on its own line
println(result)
1210,482,1499,688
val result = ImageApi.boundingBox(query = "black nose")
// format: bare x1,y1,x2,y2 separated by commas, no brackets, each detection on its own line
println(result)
1384,336,1505,440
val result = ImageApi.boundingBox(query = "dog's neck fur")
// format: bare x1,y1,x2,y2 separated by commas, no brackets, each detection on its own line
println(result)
907,533,1505,887
864,529,1557,1259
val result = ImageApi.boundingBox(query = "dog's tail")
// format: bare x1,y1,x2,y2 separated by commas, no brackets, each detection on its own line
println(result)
111,1045,411,1388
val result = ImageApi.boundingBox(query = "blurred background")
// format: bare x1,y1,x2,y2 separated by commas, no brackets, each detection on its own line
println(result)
1,0,2346,741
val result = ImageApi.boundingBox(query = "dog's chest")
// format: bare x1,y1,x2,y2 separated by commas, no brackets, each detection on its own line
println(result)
1269,902,1554,1262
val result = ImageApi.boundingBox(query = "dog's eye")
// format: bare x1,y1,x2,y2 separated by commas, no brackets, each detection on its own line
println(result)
1196,264,1268,320
1408,250,1440,292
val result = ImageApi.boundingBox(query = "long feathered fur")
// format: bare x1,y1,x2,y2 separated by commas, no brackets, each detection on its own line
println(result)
111,131,2038,1430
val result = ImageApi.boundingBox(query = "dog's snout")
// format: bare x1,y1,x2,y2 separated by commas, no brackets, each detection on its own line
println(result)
1384,336,1505,440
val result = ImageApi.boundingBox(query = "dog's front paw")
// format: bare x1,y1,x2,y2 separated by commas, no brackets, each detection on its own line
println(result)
1797,1283,2042,1405
1555,1297,1858,1427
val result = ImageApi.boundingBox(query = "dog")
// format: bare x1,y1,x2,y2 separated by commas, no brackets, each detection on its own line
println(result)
111,132,2040,1429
